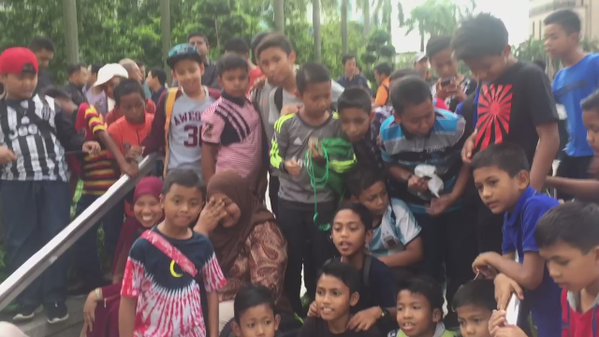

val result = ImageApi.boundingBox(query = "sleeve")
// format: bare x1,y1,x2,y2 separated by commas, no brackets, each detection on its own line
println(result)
269,117,290,172
521,199,555,253
201,243,227,293
120,241,145,298
54,107,85,152
248,222,287,300
82,105,107,136
372,259,399,308
379,123,393,164
200,104,225,145
393,200,421,245
143,90,167,155
524,65,559,126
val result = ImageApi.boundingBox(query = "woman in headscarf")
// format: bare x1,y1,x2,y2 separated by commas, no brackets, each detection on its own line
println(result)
194,171,287,331
81,176,164,337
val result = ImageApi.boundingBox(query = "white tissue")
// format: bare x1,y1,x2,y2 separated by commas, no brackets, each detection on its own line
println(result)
414,164,444,198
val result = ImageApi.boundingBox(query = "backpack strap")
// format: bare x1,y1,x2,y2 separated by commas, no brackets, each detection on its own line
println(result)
362,254,372,288
274,86,284,114
141,230,198,278
163,88,179,177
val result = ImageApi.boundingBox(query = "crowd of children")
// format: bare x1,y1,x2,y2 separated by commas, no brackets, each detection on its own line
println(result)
2,7,599,337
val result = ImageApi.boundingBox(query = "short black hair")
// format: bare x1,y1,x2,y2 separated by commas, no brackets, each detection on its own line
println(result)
342,55,356,65
471,143,530,177
296,63,331,94
426,36,452,59
67,63,86,77
114,79,146,106
256,33,294,59
30,37,55,52
251,32,270,54
533,59,547,71
318,260,360,294
452,280,496,312
335,203,373,231
233,285,276,323
374,63,392,77
389,76,432,115
90,64,101,75
452,13,508,60
217,53,249,77
389,68,420,83
581,90,599,112
338,87,372,116
162,169,206,195
544,9,581,34
346,166,386,198
149,68,167,85
536,201,599,252
398,275,444,311
187,32,209,45
224,37,250,55
43,87,72,101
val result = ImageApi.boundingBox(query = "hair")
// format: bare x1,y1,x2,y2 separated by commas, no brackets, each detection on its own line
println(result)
251,32,270,53
296,63,331,94
544,9,581,34
255,33,294,59
217,53,249,76
471,143,530,177
187,32,209,45
233,285,276,323
397,275,444,311
533,59,547,71
342,54,356,65
90,64,102,75
346,166,386,198
389,68,420,83
374,63,392,77
389,76,432,115
338,87,372,116
43,87,72,101
136,61,145,68
335,203,373,231
30,37,55,52
426,36,452,59
162,168,206,195
536,201,599,252
581,90,599,112
224,37,250,55
67,63,86,77
114,79,146,106
452,279,497,312
319,260,360,294
149,68,167,85
452,13,508,60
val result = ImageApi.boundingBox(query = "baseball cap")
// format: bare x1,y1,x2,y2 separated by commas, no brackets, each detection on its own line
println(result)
167,44,205,69
0,47,39,76
93,63,129,87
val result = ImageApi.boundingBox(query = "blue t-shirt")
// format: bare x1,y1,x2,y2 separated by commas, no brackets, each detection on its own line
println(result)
502,187,561,337
553,54,599,157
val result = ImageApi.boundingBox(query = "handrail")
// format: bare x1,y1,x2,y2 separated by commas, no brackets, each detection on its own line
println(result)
0,154,158,310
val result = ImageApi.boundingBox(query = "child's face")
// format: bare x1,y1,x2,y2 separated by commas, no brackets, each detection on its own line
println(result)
233,304,280,337
463,48,510,83
430,48,458,80
257,47,295,87
473,166,528,214
395,100,436,138
134,195,163,229
456,305,492,337
104,77,122,99
1,73,37,100
583,109,599,153
119,92,146,124
219,68,249,98
340,107,371,143
173,59,205,96
357,181,389,218
300,81,332,118
161,184,205,229
544,24,579,60
332,209,369,257
396,290,441,337
315,274,358,323
540,240,599,292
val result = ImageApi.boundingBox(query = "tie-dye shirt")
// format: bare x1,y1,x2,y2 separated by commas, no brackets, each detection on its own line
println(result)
121,228,226,337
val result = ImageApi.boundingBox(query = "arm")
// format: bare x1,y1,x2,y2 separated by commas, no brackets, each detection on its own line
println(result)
118,297,137,337
387,164,412,183
529,123,559,191
545,176,599,201
378,237,424,268
143,91,167,155
54,108,85,152
97,130,138,177
474,252,544,290
207,292,219,337
428,164,471,216
201,143,218,183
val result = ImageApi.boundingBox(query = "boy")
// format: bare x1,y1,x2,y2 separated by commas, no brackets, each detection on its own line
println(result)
30,37,55,93
300,261,382,337
269,63,350,314
223,37,263,89
471,143,561,337
389,275,456,337
379,76,476,325
337,55,370,90
143,44,216,177
452,280,496,337
0,47,100,323
374,63,392,108
119,169,226,337
545,10,599,198
145,68,167,106
201,54,265,194
188,32,219,89
536,202,599,337
453,13,560,253
64,63,89,106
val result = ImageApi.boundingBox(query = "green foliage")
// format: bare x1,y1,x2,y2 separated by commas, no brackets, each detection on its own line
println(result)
513,38,547,63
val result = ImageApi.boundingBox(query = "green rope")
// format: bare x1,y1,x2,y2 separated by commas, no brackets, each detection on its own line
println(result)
305,146,331,232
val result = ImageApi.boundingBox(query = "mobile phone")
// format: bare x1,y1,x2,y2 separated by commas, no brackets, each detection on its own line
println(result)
440,77,455,87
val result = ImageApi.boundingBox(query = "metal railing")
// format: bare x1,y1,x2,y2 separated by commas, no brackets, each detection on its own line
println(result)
0,154,158,310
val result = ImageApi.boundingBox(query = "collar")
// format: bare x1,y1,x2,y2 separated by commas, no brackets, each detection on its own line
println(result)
504,187,536,228
432,322,447,337
221,91,247,107
567,290,599,312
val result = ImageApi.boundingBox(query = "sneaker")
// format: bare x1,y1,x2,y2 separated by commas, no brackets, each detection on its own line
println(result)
12,305,37,322
46,302,69,324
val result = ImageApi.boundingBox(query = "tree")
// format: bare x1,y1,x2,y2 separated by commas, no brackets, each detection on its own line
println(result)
274,0,285,33
312,0,322,62
340,0,348,53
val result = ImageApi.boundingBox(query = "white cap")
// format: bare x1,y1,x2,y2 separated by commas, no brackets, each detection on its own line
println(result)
0,322,29,337
93,63,129,87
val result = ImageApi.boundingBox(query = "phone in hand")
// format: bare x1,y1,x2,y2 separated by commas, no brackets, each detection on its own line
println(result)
440,77,456,87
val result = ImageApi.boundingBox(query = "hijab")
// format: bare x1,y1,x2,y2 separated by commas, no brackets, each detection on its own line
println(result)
207,171,275,273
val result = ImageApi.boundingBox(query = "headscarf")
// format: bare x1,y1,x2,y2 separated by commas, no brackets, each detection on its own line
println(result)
207,171,275,273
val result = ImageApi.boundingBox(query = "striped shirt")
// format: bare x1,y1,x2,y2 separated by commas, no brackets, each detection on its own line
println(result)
0,96,69,181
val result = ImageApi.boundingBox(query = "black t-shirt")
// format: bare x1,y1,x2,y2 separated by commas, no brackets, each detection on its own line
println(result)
474,62,558,162
300,317,384,337
355,256,398,312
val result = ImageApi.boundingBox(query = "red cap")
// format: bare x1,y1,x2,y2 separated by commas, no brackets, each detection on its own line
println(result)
0,47,39,76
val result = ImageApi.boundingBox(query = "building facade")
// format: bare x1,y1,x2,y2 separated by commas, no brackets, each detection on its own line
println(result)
530,0,599,41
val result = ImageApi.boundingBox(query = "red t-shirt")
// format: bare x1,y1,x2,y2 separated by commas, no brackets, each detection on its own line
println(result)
562,289,599,337
107,114,155,157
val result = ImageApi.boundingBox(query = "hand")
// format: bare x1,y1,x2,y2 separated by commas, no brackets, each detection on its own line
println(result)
494,273,524,310
472,252,500,278
461,130,477,164
82,141,101,155
407,175,429,194
309,140,324,161
493,326,529,337
285,160,302,177
427,194,456,216
489,310,507,336
347,307,381,331
125,145,143,162
120,161,139,178
435,81,452,100
194,197,227,235
281,104,300,116
82,290,99,335
307,301,320,318
0,146,16,165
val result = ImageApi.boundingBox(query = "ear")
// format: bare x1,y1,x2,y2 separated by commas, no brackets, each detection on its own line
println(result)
289,51,297,65
274,314,282,331
516,170,530,191
349,292,360,307
432,308,443,323
502,45,512,58
199,63,206,76
160,193,166,209
232,321,242,337
592,246,599,266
